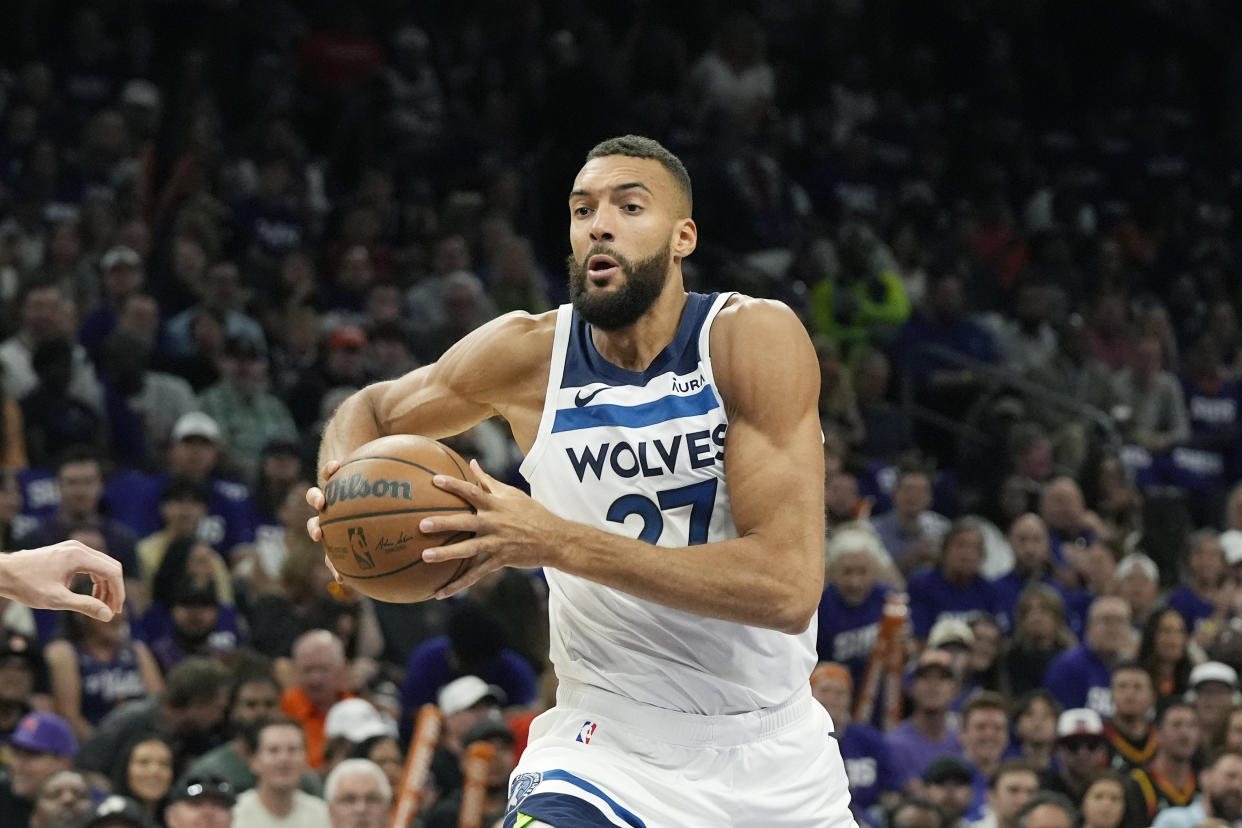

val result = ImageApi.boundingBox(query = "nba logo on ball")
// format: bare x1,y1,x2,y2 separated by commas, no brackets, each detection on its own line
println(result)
576,721,596,744
348,527,375,570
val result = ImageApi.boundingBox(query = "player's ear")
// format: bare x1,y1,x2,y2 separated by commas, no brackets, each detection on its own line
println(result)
673,218,697,259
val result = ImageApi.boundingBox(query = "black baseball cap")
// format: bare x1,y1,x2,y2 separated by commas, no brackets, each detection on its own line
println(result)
166,774,235,808
923,755,974,786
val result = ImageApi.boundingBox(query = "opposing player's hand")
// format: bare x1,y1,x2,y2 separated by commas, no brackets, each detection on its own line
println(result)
0,540,124,621
418,459,561,598
306,460,345,584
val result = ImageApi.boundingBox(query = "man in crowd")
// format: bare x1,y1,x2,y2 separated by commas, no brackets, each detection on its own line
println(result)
1013,792,1077,828
972,760,1040,828
1125,700,1201,826
887,650,963,790
163,774,236,828
0,712,77,825
1188,662,1239,747
1104,663,1156,772
1044,596,1132,716
923,755,976,828
325,759,390,828
280,630,352,770
1041,708,1109,804
233,716,329,827
959,692,1012,820
1151,750,1242,828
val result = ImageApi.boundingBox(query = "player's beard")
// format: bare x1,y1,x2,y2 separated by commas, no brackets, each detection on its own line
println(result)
567,241,670,331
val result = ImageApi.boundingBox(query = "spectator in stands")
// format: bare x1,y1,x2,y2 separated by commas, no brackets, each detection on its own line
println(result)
853,349,910,463
1078,770,1127,828
144,535,238,652
871,467,949,575
232,716,330,827
1137,606,1194,701
1013,792,1077,828
1045,596,1133,716
887,649,963,790
77,657,230,778
198,336,296,484
1115,335,1190,453
252,437,305,529
286,323,371,433
79,245,145,364
974,760,1041,828
907,518,1003,643
134,478,209,602
1005,585,1078,698
281,629,352,771
1167,530,1230,641
1177,332,1241,509
1009,691,1061,772
319,698,395,781
1112,553,1162,629
99,329,198,461
105,411,258,560
960,692,1012,820
325,758,390,828
1125,700,1200,825
1188,662,1241,749
922,755,976,828
0,712,77,825
992,513,1086,635
22,338,108,466
816,523,891,692
162,774,236,828
1213,706,1242,754
1103,663,1156,773
149,578,234,672
1039,476,1099,574
1149,750,1242,828
825,469,867,530
399,601,536,735
811,662,901,824
422,715,516,827
890,797,947,828
0,283,101,410
44,576,161,741
28,768,91,828
1042,708,1109,805
110,734,174,825
347,734,404,801
166,261,266,363
429,675,506,797
0,631,48,738
963,615,1007,698
1026,314,1120,475
814,337,865,447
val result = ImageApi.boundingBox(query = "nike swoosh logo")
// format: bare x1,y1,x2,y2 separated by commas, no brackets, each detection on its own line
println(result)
574,386,608,407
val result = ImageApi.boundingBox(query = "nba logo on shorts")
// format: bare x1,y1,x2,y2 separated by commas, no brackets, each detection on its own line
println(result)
576,721,596,744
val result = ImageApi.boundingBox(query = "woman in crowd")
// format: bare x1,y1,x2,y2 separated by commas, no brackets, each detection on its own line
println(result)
1004,584,1077,697
1079,769,1127,828
1008,689,1062,772
143,534,238,645
815,522,891,695
906,517,1003,643
111,734,175,827
1211,703,1242,754
1137,606,1194,701
44,575,163,741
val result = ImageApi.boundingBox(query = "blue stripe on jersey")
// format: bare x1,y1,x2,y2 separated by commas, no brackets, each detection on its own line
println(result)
508,769,647,828
561,292,718,389
551,385,719,433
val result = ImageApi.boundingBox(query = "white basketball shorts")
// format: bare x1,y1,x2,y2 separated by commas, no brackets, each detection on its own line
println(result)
502,680,858,828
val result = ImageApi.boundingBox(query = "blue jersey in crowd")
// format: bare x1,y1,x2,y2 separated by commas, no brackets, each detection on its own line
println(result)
816,584,889,691
839,722,901,821
907,568,1004,639
991,571,1091,638
399,635,538,737
103,471,257,557
1044,643,1115,716
76,640,148,726
1166,587,1215,636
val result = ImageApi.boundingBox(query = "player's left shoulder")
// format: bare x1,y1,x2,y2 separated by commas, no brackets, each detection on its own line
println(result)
711,294,814,370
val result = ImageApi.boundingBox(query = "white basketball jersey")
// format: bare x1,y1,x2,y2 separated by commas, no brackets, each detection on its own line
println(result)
520,292,817,715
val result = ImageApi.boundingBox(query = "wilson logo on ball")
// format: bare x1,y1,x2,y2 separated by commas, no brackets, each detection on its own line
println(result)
323,472,414,507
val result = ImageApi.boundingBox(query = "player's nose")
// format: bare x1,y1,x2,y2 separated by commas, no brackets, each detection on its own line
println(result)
588,212,615,243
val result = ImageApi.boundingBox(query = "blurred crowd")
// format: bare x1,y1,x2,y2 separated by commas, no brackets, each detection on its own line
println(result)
0,0,1240,827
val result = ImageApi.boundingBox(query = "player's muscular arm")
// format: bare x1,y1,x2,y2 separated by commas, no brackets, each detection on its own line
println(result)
317,311,550,475
427,299,825,634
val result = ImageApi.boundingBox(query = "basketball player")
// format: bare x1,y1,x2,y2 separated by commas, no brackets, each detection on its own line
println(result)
306,135,853,827
0,539,124,620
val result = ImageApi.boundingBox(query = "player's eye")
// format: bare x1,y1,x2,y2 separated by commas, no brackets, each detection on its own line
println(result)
573,206,592,217
622,203,642,213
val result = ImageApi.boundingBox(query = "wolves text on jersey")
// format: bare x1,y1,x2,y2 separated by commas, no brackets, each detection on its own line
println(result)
564,424,727,483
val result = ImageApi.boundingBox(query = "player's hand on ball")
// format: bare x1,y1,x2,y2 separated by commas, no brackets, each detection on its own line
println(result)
418,459,560,597
305,460,344,583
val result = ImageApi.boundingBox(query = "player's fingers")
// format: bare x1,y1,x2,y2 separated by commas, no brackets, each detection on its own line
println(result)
431,474,488,504
306,486,326,511
417,514,478,536
319,460,341,482
421,535,480,563
92,574,125,616
322,554,344,583
64,541,124,580
469,459,495,493
306,514,323,542
52,586,115,621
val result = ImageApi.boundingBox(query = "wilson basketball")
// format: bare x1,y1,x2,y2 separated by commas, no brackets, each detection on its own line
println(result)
319,434,478,603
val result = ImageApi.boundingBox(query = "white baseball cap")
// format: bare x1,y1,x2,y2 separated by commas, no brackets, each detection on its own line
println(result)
1056,708,1104,739
437,675,506,716
171,412,220,443
1190,661,1238,688
928,618,974,650
323,698,394,742
1221,530,1242,566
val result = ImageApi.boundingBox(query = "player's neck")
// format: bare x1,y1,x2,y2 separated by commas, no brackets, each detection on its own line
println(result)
590,285,689,372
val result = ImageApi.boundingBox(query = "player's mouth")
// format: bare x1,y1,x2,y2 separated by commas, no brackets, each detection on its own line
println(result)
587,254,620,284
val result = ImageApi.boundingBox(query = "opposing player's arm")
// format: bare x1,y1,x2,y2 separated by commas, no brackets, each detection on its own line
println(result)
424,298,824,633
316,311,550,478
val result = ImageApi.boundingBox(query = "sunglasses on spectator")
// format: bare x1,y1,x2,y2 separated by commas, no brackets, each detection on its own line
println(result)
1060,737,1105,752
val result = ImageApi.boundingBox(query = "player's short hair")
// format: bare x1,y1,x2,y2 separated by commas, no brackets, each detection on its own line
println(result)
586,135,693,213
